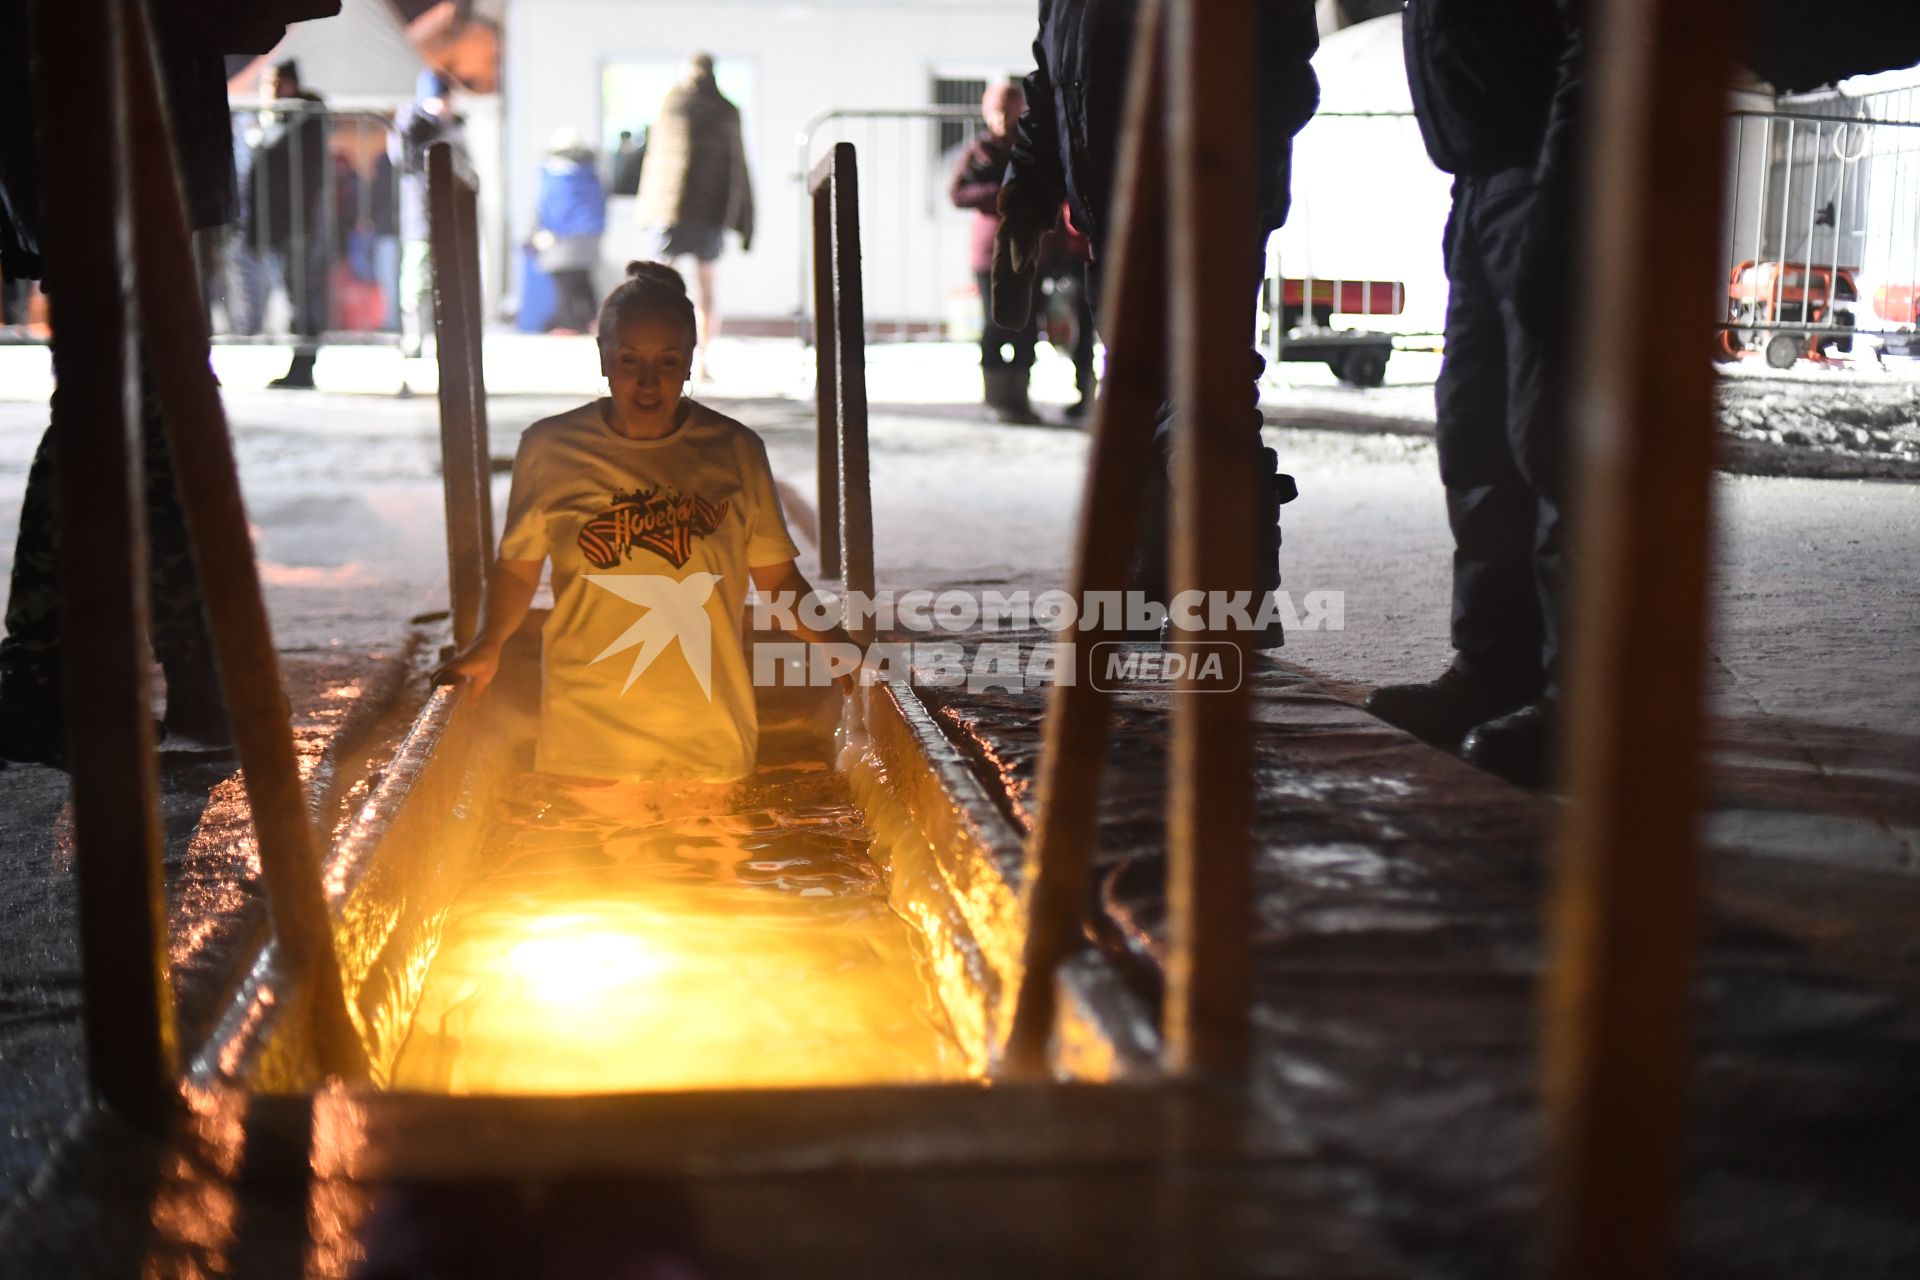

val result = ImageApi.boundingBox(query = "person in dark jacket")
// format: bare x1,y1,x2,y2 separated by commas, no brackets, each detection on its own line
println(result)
1361,0,1585,787
249,59,332,388
635,53,755,382
1369,1,1920,788
995,0,1320,642
0,1,338,766
951,81,1041,424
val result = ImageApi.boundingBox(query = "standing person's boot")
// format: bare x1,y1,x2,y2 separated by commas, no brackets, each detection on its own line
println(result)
1366,664,1542,750
0,662,68,768
1250,454,1298,649
982,368,1041,425
269,347,318,389
159,653,233,750
1460,697,1557,789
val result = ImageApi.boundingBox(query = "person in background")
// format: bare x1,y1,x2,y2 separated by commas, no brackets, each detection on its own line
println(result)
368,145,401,333
635,53,755,383
392,68,464,358
1362,1,1584,788
996,0,1320,644
250,59,331,389
1040,201,1098,421
951,81,1040,425
609,128,645,198
533,127,609,335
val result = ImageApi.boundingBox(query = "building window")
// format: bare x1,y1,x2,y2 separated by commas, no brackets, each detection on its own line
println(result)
932,75,989,158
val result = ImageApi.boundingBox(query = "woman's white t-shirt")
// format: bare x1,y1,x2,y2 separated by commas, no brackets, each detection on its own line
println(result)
498,398,801,782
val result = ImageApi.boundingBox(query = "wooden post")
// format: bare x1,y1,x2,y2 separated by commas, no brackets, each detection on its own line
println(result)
1163,0,1260,1079
429,142,487,650
456,181,495,574
121,0,367,1081
826,144,876,639
32,0,178,1124
1001,0,1169,1080
809,170,842,580
1543,0,1736,1274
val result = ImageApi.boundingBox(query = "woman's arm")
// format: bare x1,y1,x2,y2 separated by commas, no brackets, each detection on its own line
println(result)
432,557,543,697
749,559,852,648
749,559,863,695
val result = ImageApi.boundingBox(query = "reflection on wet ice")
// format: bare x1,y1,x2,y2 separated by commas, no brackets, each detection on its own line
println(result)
390,765,968,1094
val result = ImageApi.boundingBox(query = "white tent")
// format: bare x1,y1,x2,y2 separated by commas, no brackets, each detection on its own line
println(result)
1277,14,1454,335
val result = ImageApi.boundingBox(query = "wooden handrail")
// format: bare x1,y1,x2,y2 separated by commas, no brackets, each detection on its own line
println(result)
121,0,367,1083
428,141,493,651
1001,0,1171,1080
34,0,179,1123
1543,0,1736,1273
809,168,842,580
808,144,876,640
1163,0,1260,1080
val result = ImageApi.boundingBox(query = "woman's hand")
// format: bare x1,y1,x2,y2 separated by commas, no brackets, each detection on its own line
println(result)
431,639,504,699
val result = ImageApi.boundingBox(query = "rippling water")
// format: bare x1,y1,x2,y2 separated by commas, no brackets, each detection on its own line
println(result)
390,763,969,1093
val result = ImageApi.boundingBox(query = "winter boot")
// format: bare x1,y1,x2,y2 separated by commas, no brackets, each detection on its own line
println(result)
269,348,318,390
1250,453,1298,649
161,654,233,750
1461,698,1557,789
0,663,67,768
982,368,1042,425
1365,664,1542,750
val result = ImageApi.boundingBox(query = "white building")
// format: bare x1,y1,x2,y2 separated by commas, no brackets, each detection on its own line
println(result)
501,0,1040,331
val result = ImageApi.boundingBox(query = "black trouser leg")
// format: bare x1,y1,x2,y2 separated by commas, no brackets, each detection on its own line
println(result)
1434,173,1567,693
975,269,1037,375
1067,262,1098,398
553,269,597,332
1089,247,1289,611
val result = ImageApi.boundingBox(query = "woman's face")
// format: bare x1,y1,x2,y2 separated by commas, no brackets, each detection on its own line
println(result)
600,312,693,436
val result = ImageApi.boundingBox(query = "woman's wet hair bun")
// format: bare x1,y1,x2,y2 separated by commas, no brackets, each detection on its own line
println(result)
598,260,698,351
624,260,688,296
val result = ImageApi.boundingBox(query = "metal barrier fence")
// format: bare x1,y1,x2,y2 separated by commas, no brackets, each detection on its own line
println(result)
208,103,410,349
795,107,989,342
1720,106,1920,366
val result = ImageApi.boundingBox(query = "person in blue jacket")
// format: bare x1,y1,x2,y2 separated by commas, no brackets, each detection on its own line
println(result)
533,127,608,334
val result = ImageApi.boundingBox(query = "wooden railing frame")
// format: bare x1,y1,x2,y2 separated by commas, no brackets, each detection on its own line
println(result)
33,0,373,1116
33,0,178,1123
1543,0,1736,1274
807,144,876,640
427,142,495,652
36,0,1740,1265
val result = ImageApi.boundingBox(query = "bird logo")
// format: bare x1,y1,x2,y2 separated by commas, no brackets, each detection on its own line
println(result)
583,572,722,698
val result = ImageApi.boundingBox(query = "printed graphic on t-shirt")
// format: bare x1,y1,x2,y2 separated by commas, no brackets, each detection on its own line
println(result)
577,486,731,570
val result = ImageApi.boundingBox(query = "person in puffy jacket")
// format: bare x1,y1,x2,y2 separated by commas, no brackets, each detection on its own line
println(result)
534,127,609,334
635,54,754,381
995,0,1320,645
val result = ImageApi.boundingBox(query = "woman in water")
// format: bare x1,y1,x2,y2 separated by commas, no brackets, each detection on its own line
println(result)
438,261,846,787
